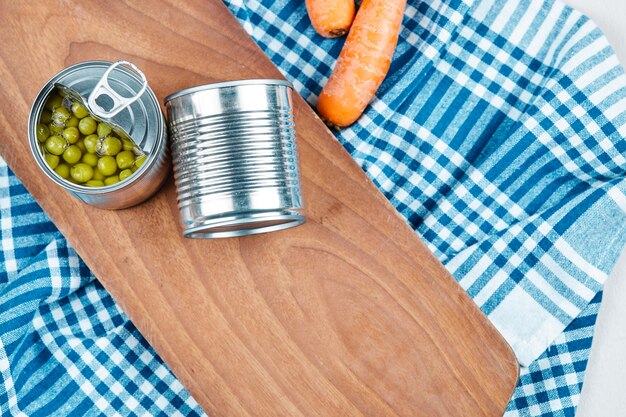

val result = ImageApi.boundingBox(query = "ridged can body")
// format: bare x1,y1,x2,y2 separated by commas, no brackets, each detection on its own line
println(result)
165,79,305,238
28,61,169,209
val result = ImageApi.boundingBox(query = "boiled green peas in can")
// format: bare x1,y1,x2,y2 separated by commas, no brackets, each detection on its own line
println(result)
37,90,146,186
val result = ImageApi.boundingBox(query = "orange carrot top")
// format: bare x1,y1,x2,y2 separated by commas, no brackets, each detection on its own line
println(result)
316,0,407,127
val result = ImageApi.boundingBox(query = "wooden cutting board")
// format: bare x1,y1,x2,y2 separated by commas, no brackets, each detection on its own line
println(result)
0,1,518,416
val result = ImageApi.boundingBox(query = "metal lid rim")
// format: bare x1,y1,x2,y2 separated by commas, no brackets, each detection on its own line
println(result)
164,79,293,103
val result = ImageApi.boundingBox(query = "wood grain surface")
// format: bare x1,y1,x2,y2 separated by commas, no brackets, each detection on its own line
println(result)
0,1,518,416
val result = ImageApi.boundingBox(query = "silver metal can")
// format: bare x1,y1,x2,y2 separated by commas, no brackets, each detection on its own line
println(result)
28,60,169,209
165,79,305,238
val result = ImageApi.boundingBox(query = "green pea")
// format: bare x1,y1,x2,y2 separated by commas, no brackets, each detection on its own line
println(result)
121,138,136,151
76,139,87,153
36,124,50,143
99,136,122,156
62,127,80,144
45,135,67,156
92,170,105,181
65,116,79,128
131,154,147,172
49,122,64,135
78,117,97,135
85,180,104,187
62,145,82,164
119,169,133,181
104,175,120,186
71,102,89,119
44,153,60,170
115,150,134,169
97,123,112,138
54,163,70,179
97,156,117,176
45,94,63,111
83,134,99,154
70,163,94,183
82,153,98,167
40,110,52,124
52,106,71,124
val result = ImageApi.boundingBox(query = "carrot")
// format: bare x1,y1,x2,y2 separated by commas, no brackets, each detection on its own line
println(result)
305,0,355,38
316,0,406,127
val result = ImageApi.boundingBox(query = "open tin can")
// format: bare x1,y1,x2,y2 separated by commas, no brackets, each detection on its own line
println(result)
28,60,169,209
165,79,305,238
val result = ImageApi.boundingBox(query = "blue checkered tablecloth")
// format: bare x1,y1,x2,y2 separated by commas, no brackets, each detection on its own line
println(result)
2,0,626,415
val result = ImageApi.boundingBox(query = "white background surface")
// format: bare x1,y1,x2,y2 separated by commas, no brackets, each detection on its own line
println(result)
549,0,626,416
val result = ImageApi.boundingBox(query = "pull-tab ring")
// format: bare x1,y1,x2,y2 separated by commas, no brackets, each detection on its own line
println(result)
87,60,148,118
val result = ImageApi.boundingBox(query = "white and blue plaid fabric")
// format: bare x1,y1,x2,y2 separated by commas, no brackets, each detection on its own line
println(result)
0,161,204,416
1,0,625,415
